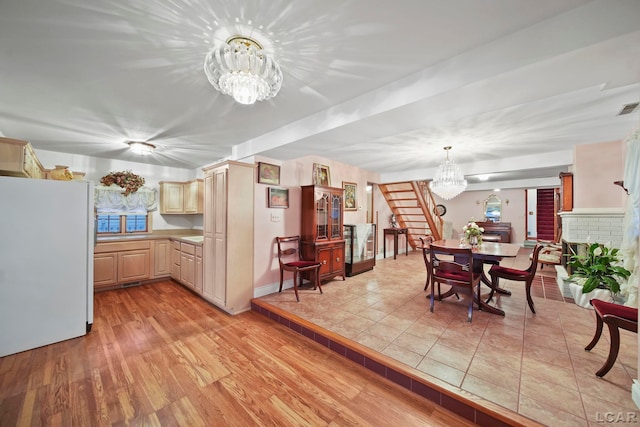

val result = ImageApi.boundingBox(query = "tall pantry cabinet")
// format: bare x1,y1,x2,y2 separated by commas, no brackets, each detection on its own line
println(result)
202,161,255,314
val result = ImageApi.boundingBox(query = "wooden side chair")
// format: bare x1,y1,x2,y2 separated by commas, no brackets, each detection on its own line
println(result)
419,236,434,291
429,245,481,322
585,299,638,377
488,244,544,314
276,236,322,302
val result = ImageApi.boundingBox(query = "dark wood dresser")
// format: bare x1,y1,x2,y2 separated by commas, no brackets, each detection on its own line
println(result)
476,221,512,243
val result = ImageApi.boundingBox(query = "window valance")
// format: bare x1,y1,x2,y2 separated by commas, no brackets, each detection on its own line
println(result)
94,184,157,214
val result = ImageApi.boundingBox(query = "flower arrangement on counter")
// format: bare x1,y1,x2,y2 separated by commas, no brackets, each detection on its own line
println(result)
100,170,145,196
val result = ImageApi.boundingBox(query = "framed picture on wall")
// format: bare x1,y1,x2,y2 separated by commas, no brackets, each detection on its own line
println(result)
313,163,331,186
268,187,289,208
258,162,280,185
343,181,357,211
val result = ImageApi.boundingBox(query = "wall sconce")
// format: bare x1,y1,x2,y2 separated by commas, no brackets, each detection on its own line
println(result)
505,199,510,205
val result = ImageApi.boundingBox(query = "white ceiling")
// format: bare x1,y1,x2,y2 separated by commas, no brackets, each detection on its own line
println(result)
1,0,639,187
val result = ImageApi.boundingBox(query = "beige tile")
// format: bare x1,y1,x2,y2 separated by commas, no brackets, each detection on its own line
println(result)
518,394,588,427
426,342,474,372
381,343,424,369
466,355,521,391
520,373,585,419
461,373,519,412
391,331,438,356
416,357,465,387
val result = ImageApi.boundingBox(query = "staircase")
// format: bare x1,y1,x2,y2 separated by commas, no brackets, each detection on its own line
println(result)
536,188,556,241
378,181,443,250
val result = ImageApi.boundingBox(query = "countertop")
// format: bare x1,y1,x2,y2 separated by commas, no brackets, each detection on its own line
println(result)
96,232,203,245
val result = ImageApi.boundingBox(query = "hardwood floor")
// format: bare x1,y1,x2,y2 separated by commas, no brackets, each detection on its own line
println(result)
0,281,476,426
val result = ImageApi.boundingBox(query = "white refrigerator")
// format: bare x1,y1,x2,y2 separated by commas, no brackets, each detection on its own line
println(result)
0,176,94,357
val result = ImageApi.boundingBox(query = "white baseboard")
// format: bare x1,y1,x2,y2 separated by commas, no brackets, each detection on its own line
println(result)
253,280,293,298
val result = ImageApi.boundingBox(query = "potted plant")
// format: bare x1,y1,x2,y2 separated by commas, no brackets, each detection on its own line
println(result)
567,242,631,308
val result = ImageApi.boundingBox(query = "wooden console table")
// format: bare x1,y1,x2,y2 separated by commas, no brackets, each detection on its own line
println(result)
383,228,408,259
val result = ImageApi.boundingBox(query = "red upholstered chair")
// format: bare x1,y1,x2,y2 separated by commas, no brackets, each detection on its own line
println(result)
276,236,322,302
429,245,481,322
585,299,638,377
488,244,544,314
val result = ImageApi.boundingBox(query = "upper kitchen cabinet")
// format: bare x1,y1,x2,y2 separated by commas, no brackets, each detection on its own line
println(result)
0,137,45,179
159,179,203,214
202,161,255,315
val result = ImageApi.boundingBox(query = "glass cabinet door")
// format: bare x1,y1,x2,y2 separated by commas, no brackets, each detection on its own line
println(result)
330,193,343,239
344,225,353,264
315,191,329,240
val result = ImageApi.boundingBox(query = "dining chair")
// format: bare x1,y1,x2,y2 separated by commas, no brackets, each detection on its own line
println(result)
585,298,638,377
488,244,544,313
276,236,322,301
429,244,481,322
419,236,434,291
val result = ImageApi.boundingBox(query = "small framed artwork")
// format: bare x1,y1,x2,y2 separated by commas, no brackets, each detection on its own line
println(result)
313,163,331,186
268,187,289,208
258,162,280,185
343,181,357,211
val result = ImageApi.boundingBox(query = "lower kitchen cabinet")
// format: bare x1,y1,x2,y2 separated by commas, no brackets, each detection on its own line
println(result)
94,240,151,291
170,239,203,294
152,239,171,278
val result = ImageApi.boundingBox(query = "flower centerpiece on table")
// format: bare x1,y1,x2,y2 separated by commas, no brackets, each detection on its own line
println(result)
100,170,145,196
463,221,484,246
568,242,631,296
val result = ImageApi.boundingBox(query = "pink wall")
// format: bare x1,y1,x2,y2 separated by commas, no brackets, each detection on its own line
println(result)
574,140,626,209
252,155,379,289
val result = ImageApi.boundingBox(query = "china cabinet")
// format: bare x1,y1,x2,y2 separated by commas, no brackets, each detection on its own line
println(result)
344,223,376,276
300,185,345,282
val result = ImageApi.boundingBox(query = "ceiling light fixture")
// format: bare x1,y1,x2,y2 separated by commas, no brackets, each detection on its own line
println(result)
204,35,283,105
128,141,156,156
429,146,467,200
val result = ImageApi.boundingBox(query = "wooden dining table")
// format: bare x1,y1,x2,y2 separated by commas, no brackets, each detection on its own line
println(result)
428,239,521,316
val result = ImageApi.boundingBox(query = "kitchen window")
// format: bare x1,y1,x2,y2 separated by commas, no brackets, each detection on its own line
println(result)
96,214,150,234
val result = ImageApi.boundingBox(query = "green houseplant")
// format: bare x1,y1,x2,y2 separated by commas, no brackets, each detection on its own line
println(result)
567,242,631,295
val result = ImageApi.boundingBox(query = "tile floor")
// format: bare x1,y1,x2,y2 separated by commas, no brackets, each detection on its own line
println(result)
258,247,639,427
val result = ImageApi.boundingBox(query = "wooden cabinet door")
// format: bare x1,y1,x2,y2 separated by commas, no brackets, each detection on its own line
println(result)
160,182,184,214
184,180,203,214
180,253,195,289
171,241,181,280
195,246,203,294
330,245,345,275
117,250,150,283
94,253,118,290
153,239,171,277
317,246,332,277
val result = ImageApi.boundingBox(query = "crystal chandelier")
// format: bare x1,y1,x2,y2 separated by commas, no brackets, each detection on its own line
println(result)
128,141,156,156
429,146,468,200
204,35,283,105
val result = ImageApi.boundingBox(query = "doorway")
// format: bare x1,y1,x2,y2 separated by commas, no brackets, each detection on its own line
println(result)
526,188,559,241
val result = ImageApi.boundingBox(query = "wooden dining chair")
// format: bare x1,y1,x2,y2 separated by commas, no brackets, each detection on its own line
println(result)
585,299,638,377
429,244,481,322
488,244,544,314
276,236,322,302
419,236,434,291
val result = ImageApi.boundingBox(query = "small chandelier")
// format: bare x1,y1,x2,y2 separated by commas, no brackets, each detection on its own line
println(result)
204,35,283,105
429,146,468,200
128,141,156,156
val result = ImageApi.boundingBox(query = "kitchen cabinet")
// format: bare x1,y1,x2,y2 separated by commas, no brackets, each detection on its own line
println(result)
169,239,203,294
300,185,346,283
159,180,203,214
171,240,181,281
202,161,254,314
94,240,151,291
152,239,171,278
0,137,45,179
